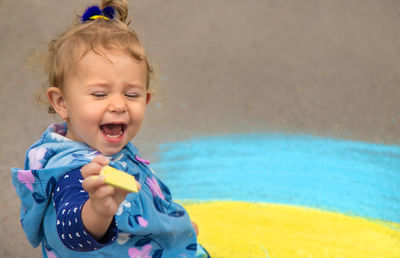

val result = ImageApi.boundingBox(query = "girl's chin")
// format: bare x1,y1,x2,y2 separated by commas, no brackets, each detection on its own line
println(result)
97,136,127,155
98,146,124,156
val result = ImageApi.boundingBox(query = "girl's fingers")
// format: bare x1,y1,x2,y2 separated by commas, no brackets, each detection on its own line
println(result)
82,175,104,193
90,184,116,200
83,176,116,200
81,155,109,178
92,155,110,165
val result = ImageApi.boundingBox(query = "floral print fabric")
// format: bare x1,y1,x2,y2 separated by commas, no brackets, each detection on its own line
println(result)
11,123,199,257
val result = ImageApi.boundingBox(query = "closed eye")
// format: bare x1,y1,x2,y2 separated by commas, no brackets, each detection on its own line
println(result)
92,92,108,98
125,93,140,98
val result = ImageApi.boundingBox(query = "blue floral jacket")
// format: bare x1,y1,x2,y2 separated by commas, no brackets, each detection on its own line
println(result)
11,123,199,257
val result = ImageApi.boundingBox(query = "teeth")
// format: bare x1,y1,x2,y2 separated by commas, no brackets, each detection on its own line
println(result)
106,130,123,138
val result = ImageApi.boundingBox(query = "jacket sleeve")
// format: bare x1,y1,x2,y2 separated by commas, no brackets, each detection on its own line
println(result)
53,168,118,251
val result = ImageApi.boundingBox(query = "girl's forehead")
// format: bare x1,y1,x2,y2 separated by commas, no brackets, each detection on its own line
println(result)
64,48,148,85
78,44,144,63
68,45,145,74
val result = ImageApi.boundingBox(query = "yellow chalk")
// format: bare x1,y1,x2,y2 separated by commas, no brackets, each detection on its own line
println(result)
100,165,138,193
183,201,400,257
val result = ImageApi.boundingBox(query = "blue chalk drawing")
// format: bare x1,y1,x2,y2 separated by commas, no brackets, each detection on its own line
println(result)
151,133,400,223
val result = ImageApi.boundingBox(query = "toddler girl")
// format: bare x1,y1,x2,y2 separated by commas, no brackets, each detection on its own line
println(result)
11,0,209,257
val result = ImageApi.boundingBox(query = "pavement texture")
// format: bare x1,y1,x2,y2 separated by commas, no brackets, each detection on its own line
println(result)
1,0,399,257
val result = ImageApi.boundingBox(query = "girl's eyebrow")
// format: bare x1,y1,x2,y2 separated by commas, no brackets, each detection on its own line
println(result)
84,82,145,90
84,81,110,87
126,83,145,89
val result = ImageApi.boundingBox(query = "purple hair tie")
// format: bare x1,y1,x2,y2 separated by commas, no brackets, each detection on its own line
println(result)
81,5,115,22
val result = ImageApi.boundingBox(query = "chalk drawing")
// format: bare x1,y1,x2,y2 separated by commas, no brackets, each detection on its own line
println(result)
152,133,400,257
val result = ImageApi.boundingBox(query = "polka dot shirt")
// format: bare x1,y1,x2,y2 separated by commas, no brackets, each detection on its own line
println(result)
53,168,118,251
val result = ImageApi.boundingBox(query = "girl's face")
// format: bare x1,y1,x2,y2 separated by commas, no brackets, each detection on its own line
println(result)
48,49,150,155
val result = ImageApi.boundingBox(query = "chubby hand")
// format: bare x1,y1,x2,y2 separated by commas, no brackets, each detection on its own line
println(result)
80,155,141,239
81,155,128,217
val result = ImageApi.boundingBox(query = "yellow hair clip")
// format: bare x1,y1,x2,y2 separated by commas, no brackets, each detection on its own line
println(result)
89,15,110,21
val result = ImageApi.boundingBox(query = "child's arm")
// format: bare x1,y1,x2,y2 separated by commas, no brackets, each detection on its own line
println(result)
53,166,119,251
80,155,140,240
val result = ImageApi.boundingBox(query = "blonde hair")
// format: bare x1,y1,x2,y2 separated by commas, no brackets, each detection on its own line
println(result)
40,0,152,113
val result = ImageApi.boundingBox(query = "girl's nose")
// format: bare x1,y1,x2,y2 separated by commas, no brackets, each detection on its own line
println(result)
107,95,127,113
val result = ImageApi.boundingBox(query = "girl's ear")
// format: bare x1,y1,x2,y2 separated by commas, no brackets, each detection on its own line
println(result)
47,87,68,120
145,90,152,106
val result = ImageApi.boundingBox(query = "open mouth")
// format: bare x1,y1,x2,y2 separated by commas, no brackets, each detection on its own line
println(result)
100,123,127,139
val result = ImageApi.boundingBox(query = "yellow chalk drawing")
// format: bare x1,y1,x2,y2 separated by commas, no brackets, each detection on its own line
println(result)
183,201,400,258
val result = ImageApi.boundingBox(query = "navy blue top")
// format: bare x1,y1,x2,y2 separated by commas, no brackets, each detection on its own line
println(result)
53,168,118,251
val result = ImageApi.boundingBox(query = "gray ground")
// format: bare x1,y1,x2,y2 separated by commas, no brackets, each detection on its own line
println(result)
1,0,399,257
